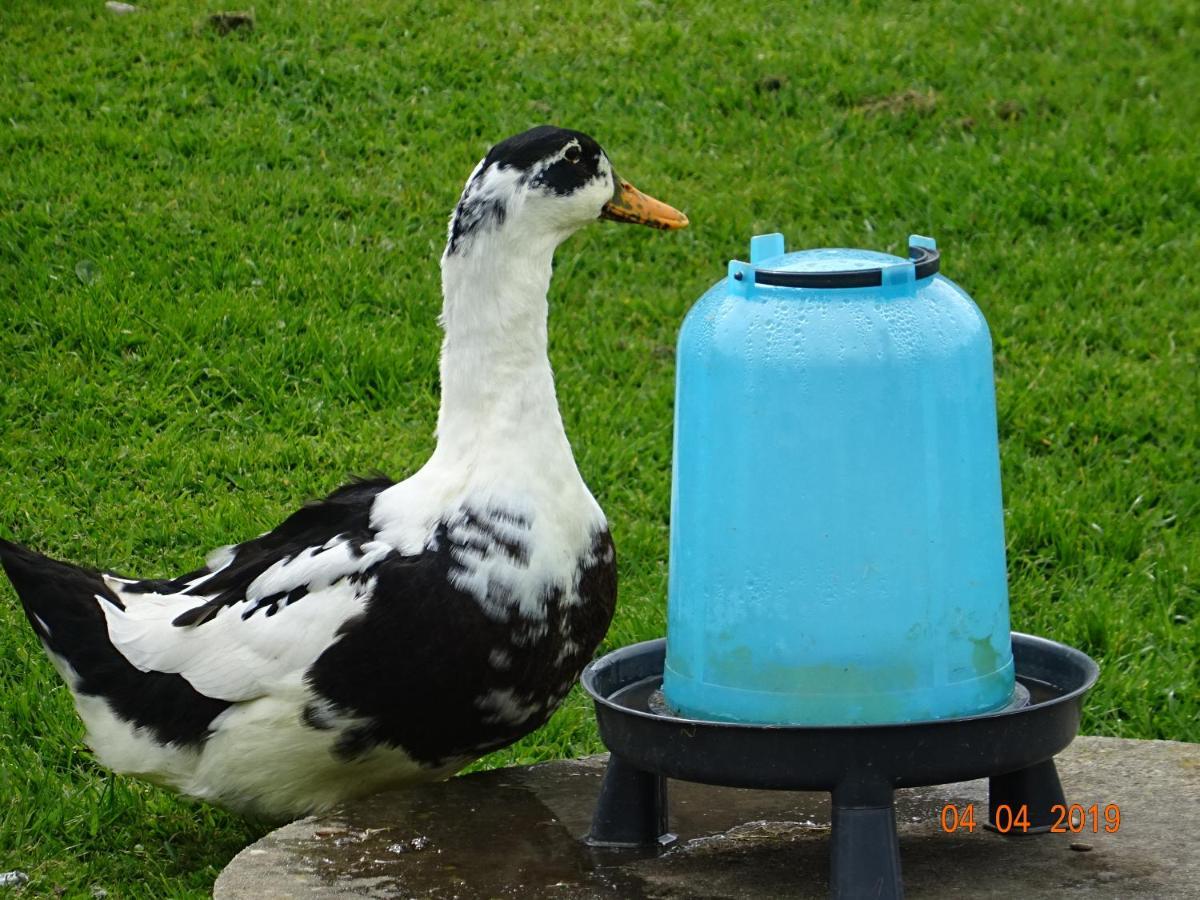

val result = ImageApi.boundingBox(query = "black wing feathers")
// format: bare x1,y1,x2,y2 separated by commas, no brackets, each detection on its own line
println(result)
0,537,231,744
122,476,395,628
0,476,395,744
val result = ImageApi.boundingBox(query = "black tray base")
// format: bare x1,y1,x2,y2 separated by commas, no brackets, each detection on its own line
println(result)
581,633,1098,899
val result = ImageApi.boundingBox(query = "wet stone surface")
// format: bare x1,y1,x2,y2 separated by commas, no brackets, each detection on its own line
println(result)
216,736,1199,899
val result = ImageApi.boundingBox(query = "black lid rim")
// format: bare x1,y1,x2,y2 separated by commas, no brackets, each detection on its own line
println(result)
737,244,940,289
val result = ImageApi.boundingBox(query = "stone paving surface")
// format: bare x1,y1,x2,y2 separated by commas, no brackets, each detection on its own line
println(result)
216,736,1199,899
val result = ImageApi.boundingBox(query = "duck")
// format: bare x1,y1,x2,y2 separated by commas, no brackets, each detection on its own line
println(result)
0,125,687,821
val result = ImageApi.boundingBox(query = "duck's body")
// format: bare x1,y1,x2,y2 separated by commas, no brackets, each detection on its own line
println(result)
0,479,613,819
1,126,685,820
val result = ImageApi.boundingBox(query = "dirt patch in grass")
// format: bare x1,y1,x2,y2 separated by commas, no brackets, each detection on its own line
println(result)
858,88,938,116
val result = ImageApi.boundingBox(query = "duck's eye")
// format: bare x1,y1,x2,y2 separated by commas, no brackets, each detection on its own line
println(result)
564,145,582,164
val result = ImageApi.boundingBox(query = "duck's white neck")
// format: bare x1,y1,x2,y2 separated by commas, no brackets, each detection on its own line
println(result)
429,230,575,478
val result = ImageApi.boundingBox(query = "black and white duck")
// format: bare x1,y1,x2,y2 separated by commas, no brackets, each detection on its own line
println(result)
0,126,687,820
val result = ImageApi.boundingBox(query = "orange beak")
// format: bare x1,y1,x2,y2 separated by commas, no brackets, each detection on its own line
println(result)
600,177,689,230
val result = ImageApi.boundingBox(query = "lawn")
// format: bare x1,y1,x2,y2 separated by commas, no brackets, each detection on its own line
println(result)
1,0,1197,895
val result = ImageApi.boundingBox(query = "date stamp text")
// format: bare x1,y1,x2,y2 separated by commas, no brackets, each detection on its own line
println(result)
940,803,1121,834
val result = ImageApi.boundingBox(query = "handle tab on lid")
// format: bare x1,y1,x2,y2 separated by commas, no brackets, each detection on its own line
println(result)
749,232,785,264
881,259,916,287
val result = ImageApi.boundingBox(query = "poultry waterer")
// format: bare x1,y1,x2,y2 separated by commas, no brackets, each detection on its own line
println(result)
663,232,1014,725
581,235,1098,900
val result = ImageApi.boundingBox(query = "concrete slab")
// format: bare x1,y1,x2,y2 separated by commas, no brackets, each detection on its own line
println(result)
215,736,1199,899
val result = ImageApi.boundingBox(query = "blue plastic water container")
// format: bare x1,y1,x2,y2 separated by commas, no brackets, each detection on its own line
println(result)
662,234,1015,726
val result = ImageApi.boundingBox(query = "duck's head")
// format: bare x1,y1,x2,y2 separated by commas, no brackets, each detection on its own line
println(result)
444,125,687,259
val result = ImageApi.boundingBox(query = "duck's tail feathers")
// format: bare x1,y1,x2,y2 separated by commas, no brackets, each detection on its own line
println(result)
2,538,234,748
0,537,119,649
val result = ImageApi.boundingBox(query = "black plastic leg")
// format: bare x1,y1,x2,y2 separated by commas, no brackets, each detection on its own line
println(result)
988,757,1066,834
830,782,903,900
585,754,673,848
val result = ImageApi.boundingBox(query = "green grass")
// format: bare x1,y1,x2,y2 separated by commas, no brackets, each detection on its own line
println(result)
1,0,1197,894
